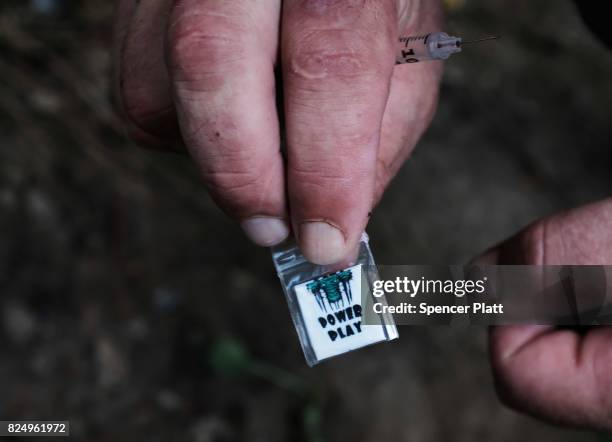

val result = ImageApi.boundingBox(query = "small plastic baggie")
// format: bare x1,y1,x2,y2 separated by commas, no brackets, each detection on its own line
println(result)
271,233,398,366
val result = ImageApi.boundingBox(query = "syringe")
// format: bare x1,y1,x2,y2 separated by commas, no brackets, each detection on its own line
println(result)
396,32,498,64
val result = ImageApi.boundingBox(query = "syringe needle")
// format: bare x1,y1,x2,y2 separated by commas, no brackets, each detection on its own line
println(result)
460,36,500,46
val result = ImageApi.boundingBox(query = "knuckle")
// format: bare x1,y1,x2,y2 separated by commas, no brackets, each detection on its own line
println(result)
205,168,261,195
197,143,273,193
290,159,368,197
293,167,351,190
167,14,245,84
289,162,370,221
288,29,386,84
202,165,272,215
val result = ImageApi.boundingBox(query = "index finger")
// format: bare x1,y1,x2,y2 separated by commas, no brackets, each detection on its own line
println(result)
282,0,397,264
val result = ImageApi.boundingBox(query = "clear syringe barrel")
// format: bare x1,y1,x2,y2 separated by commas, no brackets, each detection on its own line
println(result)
396,32,462,64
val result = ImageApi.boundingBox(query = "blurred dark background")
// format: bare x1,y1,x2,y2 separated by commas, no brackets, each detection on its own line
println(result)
1,0,612,441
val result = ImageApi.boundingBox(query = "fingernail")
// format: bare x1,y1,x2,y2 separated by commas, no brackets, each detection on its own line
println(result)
241,217,290,247
299,221,346,265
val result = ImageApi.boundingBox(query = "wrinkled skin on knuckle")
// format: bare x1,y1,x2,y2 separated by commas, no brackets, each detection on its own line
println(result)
202,163,276,218
166,14,246,85
289,160,374,218
286,0,396,82
204,167,260,196
288,30,389,86
291,161,361,191
290,177,363,224
285,58,389,150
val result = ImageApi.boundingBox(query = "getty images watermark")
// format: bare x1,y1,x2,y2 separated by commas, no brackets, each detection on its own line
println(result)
361,265,612,325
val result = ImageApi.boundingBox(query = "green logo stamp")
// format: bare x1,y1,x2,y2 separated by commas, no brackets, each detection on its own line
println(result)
306,269,354,312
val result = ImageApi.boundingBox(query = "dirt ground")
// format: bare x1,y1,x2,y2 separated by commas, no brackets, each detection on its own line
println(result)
1,0,612,441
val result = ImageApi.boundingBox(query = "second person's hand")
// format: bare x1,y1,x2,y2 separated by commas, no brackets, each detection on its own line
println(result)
478,199,612,430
